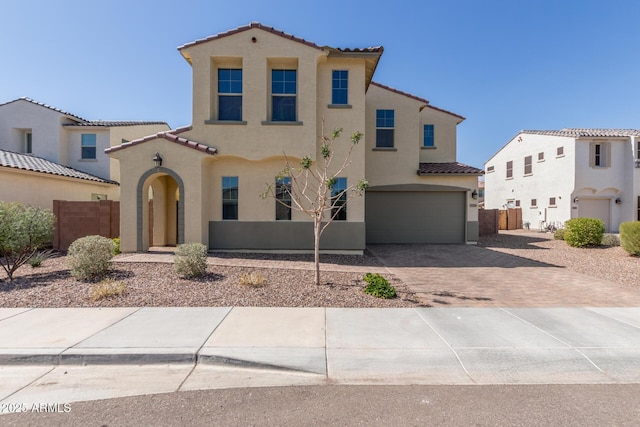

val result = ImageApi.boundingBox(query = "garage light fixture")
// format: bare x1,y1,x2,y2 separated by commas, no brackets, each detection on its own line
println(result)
615,197,622,205
471,190,478,200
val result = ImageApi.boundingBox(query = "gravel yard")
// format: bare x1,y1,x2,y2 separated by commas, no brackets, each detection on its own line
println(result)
1,230,638,308
0,252,420,308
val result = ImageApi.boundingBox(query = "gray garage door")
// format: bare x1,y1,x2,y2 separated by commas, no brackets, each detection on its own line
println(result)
366,191,466,244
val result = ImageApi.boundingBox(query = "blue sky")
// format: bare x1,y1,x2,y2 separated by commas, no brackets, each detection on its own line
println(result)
2,0,639,168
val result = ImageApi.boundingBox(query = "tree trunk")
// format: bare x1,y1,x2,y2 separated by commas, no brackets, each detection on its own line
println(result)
313,216,321,286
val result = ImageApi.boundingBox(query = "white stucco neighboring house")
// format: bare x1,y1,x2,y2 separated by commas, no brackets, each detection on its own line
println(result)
0,97,170,206
484,128,640,232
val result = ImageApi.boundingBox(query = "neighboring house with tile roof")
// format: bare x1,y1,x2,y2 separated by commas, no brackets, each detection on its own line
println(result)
107,22,483,252
0,97,170,206
484,129,640,232
0,149,120,208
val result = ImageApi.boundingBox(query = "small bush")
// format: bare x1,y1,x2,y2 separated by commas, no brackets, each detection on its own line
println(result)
564,218,605,248
90,278,126,301
238,272,266,287
601,234,620,247
113,237,121,255
620,222,640,256
174,242,208,278
553,228,566,240
28,249,55,267
67,235,115,280
363,273,396,299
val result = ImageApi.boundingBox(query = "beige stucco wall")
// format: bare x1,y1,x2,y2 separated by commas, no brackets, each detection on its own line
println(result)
0,168,119,210
110,138,211,252
419,106,460,163
108,124,170,182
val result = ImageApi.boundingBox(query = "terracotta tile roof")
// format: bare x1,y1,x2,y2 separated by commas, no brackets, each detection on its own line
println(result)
0,97,86,122
178,22,383,54
105,127,217,156
0,149,118,184
522,128,640,138
417,162,484,176
371,82,430,105
370,82,465,121
64,120,169,127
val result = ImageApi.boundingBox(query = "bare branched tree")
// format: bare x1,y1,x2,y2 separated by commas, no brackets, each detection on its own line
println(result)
262,122,368,285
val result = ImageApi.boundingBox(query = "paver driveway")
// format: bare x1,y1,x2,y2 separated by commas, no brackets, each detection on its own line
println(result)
367,244,640,307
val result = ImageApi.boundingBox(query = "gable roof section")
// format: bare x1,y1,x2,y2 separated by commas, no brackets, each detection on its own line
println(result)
418,162,484,176
522,128,640,138
0,97,86,122
371,82,465,122
178,22,383,55
0,149,118,184
105,127,217,156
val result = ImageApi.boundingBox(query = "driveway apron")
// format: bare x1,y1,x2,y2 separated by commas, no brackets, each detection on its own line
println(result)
367,244,640,307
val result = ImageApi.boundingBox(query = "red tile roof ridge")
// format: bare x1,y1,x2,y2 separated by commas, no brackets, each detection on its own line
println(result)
370,82,430,105
105,127,215,155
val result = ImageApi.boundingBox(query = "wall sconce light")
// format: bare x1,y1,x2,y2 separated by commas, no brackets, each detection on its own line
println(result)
573,197,579,204
152,152,163,168
615,197,622,205
471,190,478,200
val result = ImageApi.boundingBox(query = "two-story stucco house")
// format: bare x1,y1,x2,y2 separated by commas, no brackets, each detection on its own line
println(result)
0,97,169,208
106,23,483,253
484,129,640,232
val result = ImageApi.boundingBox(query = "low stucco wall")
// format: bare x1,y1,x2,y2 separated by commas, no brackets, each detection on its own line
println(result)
209,221,366,251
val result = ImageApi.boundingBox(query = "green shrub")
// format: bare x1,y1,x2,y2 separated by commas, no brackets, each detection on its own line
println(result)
553,228,566,240
601,234,620,247
0,202,55,281
620,222,640,256
564,218,605,247
112,237,121,255
363,273,396,299
174,242,208,278
28,249,55,268
67,235,115,280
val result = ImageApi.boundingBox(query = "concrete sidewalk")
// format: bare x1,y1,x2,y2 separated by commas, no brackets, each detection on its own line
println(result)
1,307,640,382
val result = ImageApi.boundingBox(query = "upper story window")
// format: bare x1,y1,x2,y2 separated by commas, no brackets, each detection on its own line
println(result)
376,109,395,148
271,69,297,121
591,142,610,168
222,176,239,220
549,197,556,207
25,132,32,154
81,134,96,159
218,68,243,121
331,70,348,105
275,177,292,221
524,155,532,175
637,141,640,159
423,125,435,147
557,146,564,157
538,152,544,161
530,198,537,208
487,166,495,173
331,177,347,221
506,160,513,179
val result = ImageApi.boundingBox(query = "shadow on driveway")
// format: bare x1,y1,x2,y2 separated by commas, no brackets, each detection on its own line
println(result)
367,244,560,269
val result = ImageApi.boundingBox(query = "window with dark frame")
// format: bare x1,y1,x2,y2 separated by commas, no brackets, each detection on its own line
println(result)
272,69,297,121
538,152,544,161
524,155,532,175
531,199,537,207
222,176,238,220
218,68,243,121
557,146,564,156
506,160,513,178
81,134,96,159
375,110,394,148
487,166,495,173
331,177,347,221
549,197,556,206
423,124,435,147
275,177,292,221
594,143,607,167
331,70,348,105
515,200,521,207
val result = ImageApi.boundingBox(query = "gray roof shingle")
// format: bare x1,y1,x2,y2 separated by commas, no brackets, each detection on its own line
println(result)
0,150,118,184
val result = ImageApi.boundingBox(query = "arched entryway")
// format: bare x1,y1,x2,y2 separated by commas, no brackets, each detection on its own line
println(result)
136,167,185,252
